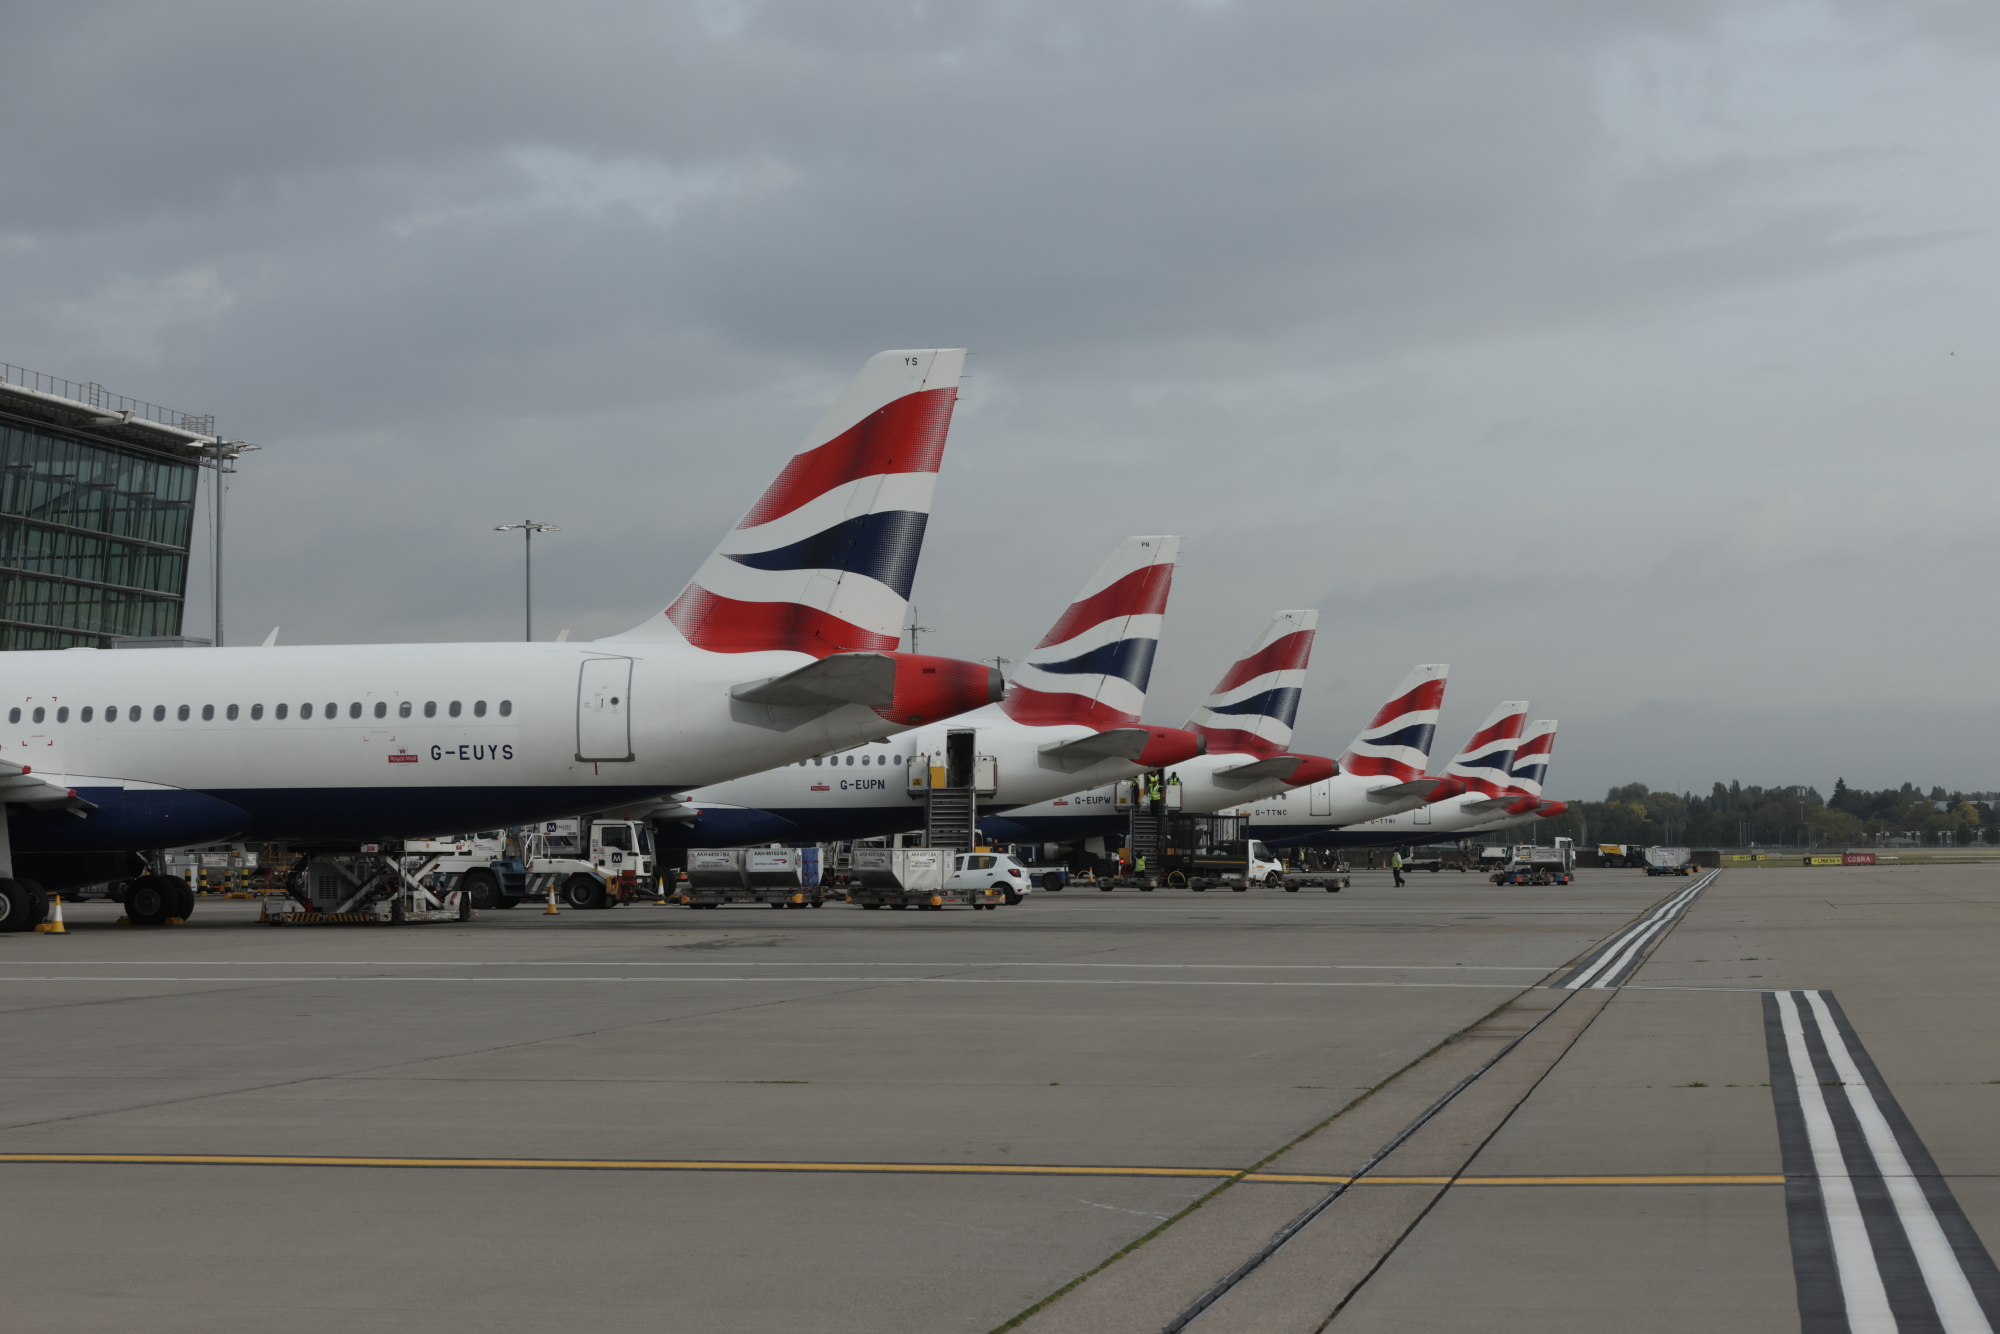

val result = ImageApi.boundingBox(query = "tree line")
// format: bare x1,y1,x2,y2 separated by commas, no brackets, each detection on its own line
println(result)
1527,780,1997,850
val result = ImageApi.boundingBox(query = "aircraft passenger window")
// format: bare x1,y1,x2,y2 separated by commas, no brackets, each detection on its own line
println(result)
424,702,436,718
861,754,870,765
399,702,411,718
814,757,822,766
104,706,116,722
56,707,68,723
301,703,313,719
6,708,16,723
201,705,214,721
845,755,854,766
251,704,264,720
895,755,903,765
177,705,190,721
325,702,337,719
152,706,165,721
31,707,44,723
227,705,239,721
473,700,486,717
498,700,512,717
449,701,462,718
129,704,140,720
374,702,386,719
348,702,361,719
80,706,92,722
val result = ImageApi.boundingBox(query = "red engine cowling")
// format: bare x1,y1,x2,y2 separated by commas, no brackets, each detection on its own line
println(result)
1281,755,1339,787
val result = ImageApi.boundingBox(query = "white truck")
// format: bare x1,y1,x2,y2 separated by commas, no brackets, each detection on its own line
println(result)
406,818,657,910
1490,838,1577,886
1644,845,1694,877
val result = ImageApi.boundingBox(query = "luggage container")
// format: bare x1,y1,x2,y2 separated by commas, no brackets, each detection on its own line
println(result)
675,847,822,908
1644,846,1694,877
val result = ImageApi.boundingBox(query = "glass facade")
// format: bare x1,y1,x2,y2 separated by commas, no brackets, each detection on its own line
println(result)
0,419,198,649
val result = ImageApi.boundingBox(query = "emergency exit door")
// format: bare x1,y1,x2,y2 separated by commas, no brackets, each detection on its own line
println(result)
1309,780,1332,817
577,657,634,761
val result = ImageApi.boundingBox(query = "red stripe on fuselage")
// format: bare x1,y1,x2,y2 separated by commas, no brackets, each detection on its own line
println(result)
664,585,899,656
1208,630,1315,696
998,682,1140,729
1363,679,1446,729
737,387,957,530
1033,565,1174,651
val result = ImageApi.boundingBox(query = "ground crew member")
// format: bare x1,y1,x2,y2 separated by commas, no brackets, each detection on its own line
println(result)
1146,772,1164,812
1135,853,1147,877
1391,848,1406,888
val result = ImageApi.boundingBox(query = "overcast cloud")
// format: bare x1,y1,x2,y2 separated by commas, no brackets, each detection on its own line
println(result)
3,0,1996,799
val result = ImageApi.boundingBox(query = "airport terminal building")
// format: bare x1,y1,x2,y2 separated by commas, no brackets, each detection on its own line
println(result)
0,364,213,649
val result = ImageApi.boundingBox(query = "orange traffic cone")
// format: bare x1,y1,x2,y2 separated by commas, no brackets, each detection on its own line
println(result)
35,894,66,933
544,887,559,915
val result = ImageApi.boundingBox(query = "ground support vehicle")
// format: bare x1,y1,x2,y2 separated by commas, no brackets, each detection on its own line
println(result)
1399,850,1472,874
1490,839,1578,886
403,832,527,910
1590,844,1649,870
1281,867,1351,892
1168,836,1286,892
674,847,822,909
845,847,1012,910
1645,845,1694,876
523,818,661,909
266,846,473,924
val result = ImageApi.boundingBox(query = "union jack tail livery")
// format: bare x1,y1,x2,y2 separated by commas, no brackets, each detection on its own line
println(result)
1000,536,1179,728
1503,719,1558,808
1339,665,1448,783
621,349,966,654
1445,701,1528,798
1186,610,1317,757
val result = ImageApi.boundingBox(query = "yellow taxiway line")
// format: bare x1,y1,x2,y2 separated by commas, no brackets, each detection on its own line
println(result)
0,1153,1784,1186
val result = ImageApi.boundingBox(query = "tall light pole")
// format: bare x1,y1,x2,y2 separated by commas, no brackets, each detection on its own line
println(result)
197,439,260,647
494,520,558,641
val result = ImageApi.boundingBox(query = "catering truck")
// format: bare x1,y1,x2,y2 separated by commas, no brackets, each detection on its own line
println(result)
407,818,657,910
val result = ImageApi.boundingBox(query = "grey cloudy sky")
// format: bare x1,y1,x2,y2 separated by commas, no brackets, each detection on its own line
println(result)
4,0,1996,799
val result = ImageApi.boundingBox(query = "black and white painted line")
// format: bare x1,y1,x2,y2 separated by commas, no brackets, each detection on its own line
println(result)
1553,870,1717,990
1765,989,2000,1333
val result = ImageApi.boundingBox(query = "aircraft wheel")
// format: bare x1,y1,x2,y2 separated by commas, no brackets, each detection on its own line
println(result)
125,874,182,926
0,879,30,932
17,878,49,926
461,871,502,911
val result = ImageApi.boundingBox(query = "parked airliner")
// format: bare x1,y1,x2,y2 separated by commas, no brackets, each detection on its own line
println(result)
0,350,1002,926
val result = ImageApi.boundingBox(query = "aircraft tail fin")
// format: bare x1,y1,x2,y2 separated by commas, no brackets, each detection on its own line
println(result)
1444,700,1529,798
1339,664,1448,782
1001,536,1179,728
1503,720,1559,799
1185,610,1317,757
616,349,965,653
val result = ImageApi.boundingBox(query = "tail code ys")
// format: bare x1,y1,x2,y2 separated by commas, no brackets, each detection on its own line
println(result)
621,349,966,654
1340,665,1448,783
1001,536,1179,729
1185,610,1318,756
1504,720,1559,797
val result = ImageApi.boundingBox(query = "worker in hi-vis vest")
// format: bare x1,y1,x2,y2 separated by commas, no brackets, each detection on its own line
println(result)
1391,849,1406,888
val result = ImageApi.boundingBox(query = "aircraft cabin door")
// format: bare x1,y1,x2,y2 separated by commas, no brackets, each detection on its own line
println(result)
577,657,634,762
945,729,976,788
1309,781,1332,817
1412,801,1431,826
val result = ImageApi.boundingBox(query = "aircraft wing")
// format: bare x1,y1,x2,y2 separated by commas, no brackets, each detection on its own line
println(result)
731,652,898,710
1210,756,1306,789
1037,728,1154,773
1365,777,1447,803
0,763,95,815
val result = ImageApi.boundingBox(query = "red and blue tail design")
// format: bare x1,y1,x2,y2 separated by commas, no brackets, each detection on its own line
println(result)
1184,610,1317,756
1000,536,1179,728
1443,701,1528,798
1501,720,1558,801
618,349,965,654
1339,665,1448,782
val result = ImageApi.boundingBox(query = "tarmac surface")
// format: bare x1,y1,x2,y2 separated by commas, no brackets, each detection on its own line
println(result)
4,862,1998,1332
